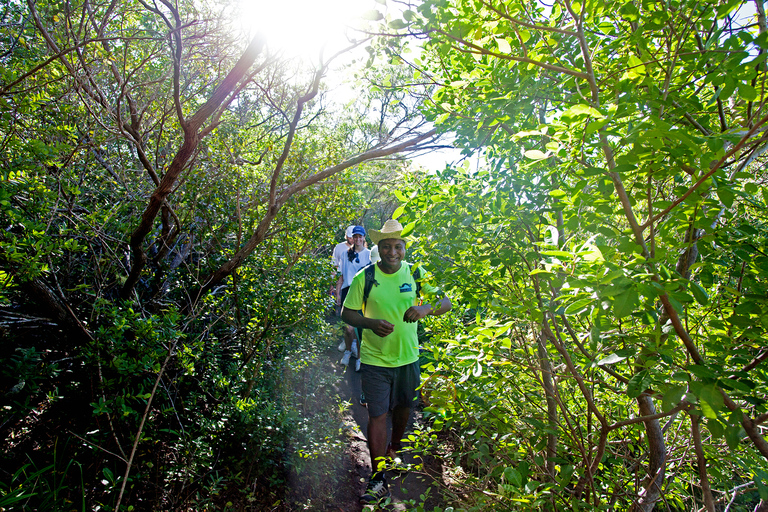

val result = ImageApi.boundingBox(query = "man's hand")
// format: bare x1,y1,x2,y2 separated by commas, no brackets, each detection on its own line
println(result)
370,319,395,337
403,305,432,323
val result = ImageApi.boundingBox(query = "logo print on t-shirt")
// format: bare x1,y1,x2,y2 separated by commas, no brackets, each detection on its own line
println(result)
399,283,413,293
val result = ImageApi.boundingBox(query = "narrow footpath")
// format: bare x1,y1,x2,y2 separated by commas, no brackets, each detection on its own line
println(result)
325,339,444,511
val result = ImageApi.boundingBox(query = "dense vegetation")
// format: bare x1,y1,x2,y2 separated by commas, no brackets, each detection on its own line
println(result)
378,0,768,510
2,0,768,510
0,0,429,509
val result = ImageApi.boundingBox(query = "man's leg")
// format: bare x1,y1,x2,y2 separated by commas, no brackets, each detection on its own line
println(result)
388,361,420,455
361,364,391,475
359,365,394,504
390,405,411,454
362,410,392,505
367,411,388,475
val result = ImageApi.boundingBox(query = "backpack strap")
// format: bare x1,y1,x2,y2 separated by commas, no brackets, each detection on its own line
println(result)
362,264,377,310
412,264,422,297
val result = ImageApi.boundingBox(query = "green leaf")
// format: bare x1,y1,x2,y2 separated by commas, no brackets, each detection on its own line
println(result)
401,221,416,237
625,55,646,78
388,19,408,29
362,9,383,20
602,282,631,297
496,38,511,53
504,467,522,487
698,384,724,419
661,385,686,413
613,288,638,318
540,250,572,259
549,189,567,198
557,465,574,487
391,205,405,219
738,84,757,101
725,424,743,449
718,79,736,101
707,418,724,439
721,378,751,393
597,352,628,366
690,282,708,305
589,324,600,351
717,0,743,18
524,149,549,160
565,297,593,314
688,364,716,380
707,137,724,152
717,186,734,208
566,104,604,119
627,371,649,398
755,472,768,500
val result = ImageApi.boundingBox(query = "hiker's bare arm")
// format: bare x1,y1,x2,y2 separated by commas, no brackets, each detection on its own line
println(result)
341,308,395,337
335,275,343,305
403,296,452,323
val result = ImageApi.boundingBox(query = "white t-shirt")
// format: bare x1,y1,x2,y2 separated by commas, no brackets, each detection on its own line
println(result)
341,248,371,288
332,242,351,269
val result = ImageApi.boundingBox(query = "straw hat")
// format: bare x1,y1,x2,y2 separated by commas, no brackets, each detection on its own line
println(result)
369,219,406,245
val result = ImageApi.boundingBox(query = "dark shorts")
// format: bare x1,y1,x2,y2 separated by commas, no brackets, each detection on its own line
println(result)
361,361,420,418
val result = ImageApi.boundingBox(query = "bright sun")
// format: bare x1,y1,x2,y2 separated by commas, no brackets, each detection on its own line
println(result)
238,0,373,58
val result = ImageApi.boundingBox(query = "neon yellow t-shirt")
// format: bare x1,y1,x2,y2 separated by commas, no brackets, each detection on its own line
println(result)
343,262,438,368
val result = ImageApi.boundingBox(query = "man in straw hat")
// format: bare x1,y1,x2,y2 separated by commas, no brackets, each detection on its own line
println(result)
342,219,451,504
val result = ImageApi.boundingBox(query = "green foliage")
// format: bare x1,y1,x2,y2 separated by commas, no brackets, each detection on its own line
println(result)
0,0,419,509
0,440,85,512
372,0,768,509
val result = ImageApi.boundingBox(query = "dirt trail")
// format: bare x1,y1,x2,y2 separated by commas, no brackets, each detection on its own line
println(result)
327,342,443,511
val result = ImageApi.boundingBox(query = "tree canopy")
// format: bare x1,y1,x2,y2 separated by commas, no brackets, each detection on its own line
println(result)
369,0,768,509
2,0,768,510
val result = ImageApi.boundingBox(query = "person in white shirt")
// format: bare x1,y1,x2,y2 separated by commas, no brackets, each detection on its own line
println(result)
332,225,355,271
337,226,370,369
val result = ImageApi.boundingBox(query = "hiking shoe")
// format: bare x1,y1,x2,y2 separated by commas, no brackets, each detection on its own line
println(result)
359,392,367,406
340,350,351,366
355,357,361,372
351,340,359,359
337,340,346,352
360,477,390,505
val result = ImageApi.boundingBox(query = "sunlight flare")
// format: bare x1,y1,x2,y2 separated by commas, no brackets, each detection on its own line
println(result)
239,0,370,57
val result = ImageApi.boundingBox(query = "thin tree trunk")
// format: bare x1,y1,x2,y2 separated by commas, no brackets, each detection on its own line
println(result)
691,414,716,512
536,333,558,480
633,395,665,512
